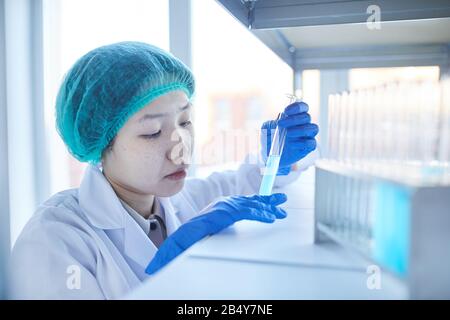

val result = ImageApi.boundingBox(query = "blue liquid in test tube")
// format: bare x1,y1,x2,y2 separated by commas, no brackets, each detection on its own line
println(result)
259,154,282,195
259,113,290,195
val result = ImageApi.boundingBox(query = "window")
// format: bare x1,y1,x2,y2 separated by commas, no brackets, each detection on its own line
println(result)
43,0,169,194
191,0,293,177
349,66,440,90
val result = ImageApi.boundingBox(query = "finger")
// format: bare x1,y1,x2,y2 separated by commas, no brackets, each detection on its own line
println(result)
284,101,309,115
288,138,317,151
224,198,274,222
269,206,287,219
261,119,277,130
245,208,276,223
278,113,311,128
286,123,319,138
243,197,288,219
265,193,288,206
247,201,287,219
246,193,287,206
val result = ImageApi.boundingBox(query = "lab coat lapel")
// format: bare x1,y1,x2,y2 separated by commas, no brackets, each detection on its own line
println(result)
79,164,124,229
122,198,182,271
123,212,158,271
79,165,155,271
159,197,182,236
79,164,183,272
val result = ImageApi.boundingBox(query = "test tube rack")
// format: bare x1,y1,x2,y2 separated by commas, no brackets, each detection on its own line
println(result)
314,160,450,299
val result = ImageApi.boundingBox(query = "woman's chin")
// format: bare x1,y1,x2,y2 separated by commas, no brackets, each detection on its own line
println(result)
157,180,185,197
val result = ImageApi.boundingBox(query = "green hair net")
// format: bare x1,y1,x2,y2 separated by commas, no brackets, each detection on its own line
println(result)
55,41,195,163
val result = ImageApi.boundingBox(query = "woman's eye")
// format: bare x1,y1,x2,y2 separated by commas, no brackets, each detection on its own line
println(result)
141,130,161,139
180,120,192,127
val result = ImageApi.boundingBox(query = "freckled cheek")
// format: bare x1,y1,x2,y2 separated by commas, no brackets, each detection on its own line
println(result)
135,141,167,170
140,152,162,168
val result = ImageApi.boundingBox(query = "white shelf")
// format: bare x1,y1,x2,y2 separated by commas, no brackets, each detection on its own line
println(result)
216,0,450,70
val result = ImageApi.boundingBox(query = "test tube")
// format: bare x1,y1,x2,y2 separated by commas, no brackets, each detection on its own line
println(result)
441,79,450,183
259,94,298,195
333,93,342,162
327,94,336,161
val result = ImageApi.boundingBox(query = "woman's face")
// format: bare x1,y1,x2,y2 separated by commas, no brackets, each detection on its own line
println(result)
102,90,194,197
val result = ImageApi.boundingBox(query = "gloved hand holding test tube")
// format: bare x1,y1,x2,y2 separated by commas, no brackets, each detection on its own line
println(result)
259,95,319,195
259,94,299,196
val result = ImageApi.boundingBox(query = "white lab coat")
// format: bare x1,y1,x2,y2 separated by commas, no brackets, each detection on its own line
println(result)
9,155,313,299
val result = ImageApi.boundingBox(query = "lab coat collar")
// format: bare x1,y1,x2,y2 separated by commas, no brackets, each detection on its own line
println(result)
79,164,125,230
79,164,183,271
122,197,182,270
159,197,182,236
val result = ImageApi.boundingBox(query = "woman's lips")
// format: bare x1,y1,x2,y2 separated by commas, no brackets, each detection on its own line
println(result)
165,169,187,181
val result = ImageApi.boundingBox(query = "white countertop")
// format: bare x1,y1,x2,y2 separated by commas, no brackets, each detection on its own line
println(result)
127,167,407,299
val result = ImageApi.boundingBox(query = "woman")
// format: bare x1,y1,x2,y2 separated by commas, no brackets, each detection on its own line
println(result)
9,42,318,299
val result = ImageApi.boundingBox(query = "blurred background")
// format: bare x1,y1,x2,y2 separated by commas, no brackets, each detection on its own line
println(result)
36,0,438,200
1,0,448,299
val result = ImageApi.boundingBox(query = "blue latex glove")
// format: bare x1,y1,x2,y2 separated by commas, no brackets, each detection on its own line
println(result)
261,101,319,175
145,193,288,275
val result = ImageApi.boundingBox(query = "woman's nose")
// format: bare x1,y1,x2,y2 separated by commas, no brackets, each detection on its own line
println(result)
166,128,193,165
